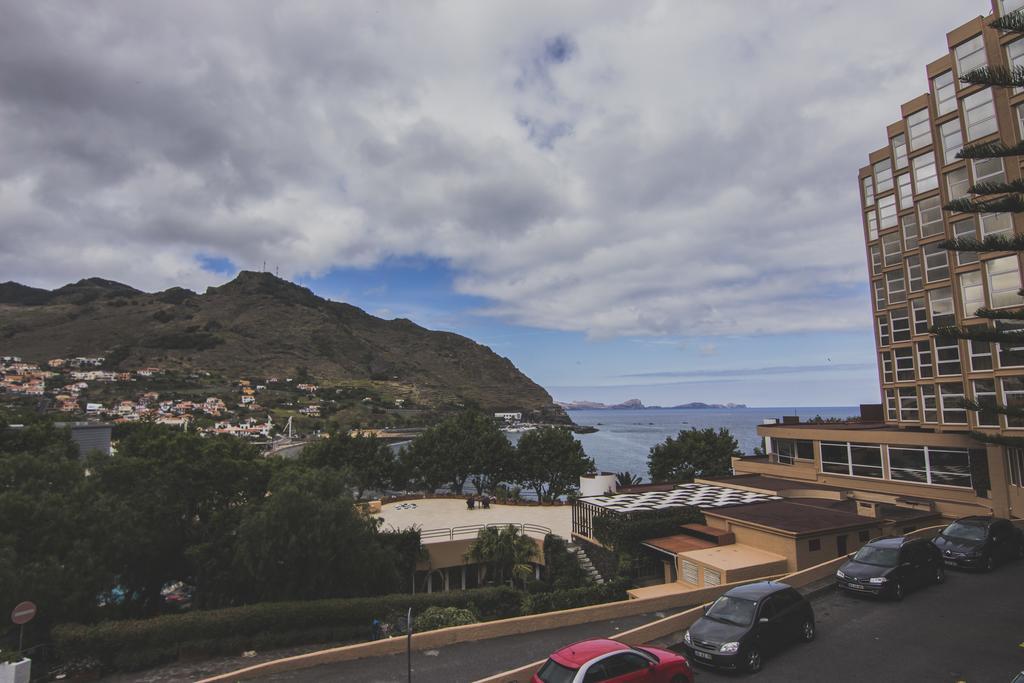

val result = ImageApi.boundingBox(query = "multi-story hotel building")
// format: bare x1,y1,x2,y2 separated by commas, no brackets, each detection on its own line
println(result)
744,0,1024,521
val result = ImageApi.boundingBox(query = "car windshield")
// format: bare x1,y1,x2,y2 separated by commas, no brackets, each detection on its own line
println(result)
536,658,576,683
941,521,987,542
852,545,899,567
705,596,757,627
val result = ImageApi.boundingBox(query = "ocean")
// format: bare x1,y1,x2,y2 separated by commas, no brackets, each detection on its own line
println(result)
565,406,859,479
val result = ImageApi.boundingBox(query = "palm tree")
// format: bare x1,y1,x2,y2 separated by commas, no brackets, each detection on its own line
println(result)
615,471,642,488
465,524,538,588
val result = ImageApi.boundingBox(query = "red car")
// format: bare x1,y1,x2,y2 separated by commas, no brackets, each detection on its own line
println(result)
532,638,694,683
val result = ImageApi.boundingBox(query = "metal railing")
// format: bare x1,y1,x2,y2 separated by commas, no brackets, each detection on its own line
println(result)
419,522,552,541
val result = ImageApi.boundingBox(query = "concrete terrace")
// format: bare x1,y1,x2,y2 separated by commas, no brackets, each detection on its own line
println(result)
375,498,573,541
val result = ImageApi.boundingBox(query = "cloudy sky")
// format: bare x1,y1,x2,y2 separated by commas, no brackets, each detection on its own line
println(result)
0,1,990,406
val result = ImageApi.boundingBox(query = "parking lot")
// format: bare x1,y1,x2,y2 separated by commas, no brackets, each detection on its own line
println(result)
674,561,1024,682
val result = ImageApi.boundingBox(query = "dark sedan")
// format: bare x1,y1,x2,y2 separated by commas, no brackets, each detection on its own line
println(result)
836,536,944,600
681,581,815,673
931,516,1024,571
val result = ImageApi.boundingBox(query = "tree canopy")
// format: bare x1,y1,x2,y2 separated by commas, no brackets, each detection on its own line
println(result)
647,427,739,483
516,426,595,501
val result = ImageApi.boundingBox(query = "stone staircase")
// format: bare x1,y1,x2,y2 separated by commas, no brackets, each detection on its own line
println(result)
567,542,605,584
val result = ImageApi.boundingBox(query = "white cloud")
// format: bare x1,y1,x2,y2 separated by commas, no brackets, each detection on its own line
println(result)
0,0,984,337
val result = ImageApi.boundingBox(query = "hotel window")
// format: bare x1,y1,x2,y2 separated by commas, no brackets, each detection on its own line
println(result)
997,323,1024,367
918,195,944,237
878,194,897,230
912,298,929,334
682,560,698,584
946,167,970,201
969,335,994,371
980,212,1013,239
874,280,887,309
917,340,934,378
891,307,911,342
1009,447,1024,488
924,243,950,282
1003,376,1024,428
955,35,987,79
1002,0,1024,16
808,539,821,552
867,212,879,241
897,173,914,209
1018,103,1024,138
898,386,919,421
959,270,985,317
907,255,924,293
973,157,1005,188
870,244,882,275
892,133,909,169
929,287,955,327
878,316,891,346
885,389,897,420
953,219,979,265
913,152,939,193
935,335,962,376
890,446,973,488
933,71,957,117
908,109,932,151
939,382,968,424
1009,40,1024,95
882,232,901,267
986,255,1023,308
887,270,906,305
963,89,998,141
820,442,883,478
902,213,920,250
774,439,814,464
881,351,894,383
973,379,1000,427
873,159,894,193
939,119,963,165
921,384,938,423
895,347,915,381
862,176,875,207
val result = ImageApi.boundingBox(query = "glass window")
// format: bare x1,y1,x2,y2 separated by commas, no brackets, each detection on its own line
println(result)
1002,0,1024,16
898,387,919,421
913,152,939,193
946,167,970,200
953,218,979,265
892,133,909,169
887,270,906,305
963,89,998,141
850,444,884,478
973,379,999,427
902,213,920,251
867,212,879,241
889,446,928,483
933,71,957,117
918,195,944,237
912,298,929,334
987,255,1023,308
885,388,897,420
908,109,932,151
997,322,1024,367
969,334,993,371
874,279,887,309
939,382,968,424
895,347,915,382
939,119,963,165
921,384,938,423
897,173,914,209
936,334,962,376
881,351,894,383
1008,40,1024,95
959,270,984,316
917,339,934,377
874,159,894,193
891,307,911,342
870,244,882,275
955,35,988,77
862,175,875,207
980,213,1012,239
882,232,901,267
1018,103,1024,139
1007,377,1024,428
924,243,950,282
927,448,974,487
907,255,923,293
878,194,897,229
929,286,955,327
1010,447,1024,488
878,316,891,346
973,157,1005,187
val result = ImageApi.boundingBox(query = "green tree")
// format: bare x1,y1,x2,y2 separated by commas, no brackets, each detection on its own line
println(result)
614,471,642,488
516,427,595,501
407,412,511,494
301,432,394,499
647,427,739,483
464,525,538,588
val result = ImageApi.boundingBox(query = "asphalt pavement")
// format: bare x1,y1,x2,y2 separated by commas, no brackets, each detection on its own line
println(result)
676,560,1024,683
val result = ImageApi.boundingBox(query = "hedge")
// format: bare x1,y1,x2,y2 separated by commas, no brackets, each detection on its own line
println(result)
53,586,522,671
522,580,629,615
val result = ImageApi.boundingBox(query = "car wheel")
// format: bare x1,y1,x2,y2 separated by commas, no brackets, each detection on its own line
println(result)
934,565,946,585
800,618,816,642
985,555,996,572
745,647,762,673
891,581,904,601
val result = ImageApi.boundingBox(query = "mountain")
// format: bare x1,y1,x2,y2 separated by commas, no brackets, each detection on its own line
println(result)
0,272,564,418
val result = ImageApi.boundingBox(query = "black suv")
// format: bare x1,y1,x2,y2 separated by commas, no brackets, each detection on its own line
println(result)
681,581,815,673
931,516,1024,571
836,536,944,600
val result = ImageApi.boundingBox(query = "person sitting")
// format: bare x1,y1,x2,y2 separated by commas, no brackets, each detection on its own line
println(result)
466,496,475,509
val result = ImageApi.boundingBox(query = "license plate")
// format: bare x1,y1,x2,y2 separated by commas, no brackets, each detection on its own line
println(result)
694,651,712,660
846,583,864,590
944,560,957,567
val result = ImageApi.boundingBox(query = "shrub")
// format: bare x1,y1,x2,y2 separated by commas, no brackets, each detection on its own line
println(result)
522,580,629,614
593,507,704,555
412,606,478,632
542,534,591,590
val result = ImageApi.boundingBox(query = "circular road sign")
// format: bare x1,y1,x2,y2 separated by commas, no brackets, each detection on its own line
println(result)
11,602,36,625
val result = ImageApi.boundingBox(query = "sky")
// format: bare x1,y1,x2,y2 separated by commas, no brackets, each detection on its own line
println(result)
0,1,992,406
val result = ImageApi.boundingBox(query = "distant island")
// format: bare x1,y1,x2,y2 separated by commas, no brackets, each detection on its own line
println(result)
557,398,747,410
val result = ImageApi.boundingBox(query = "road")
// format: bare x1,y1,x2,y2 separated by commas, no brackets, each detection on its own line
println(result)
677,561,1024,683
